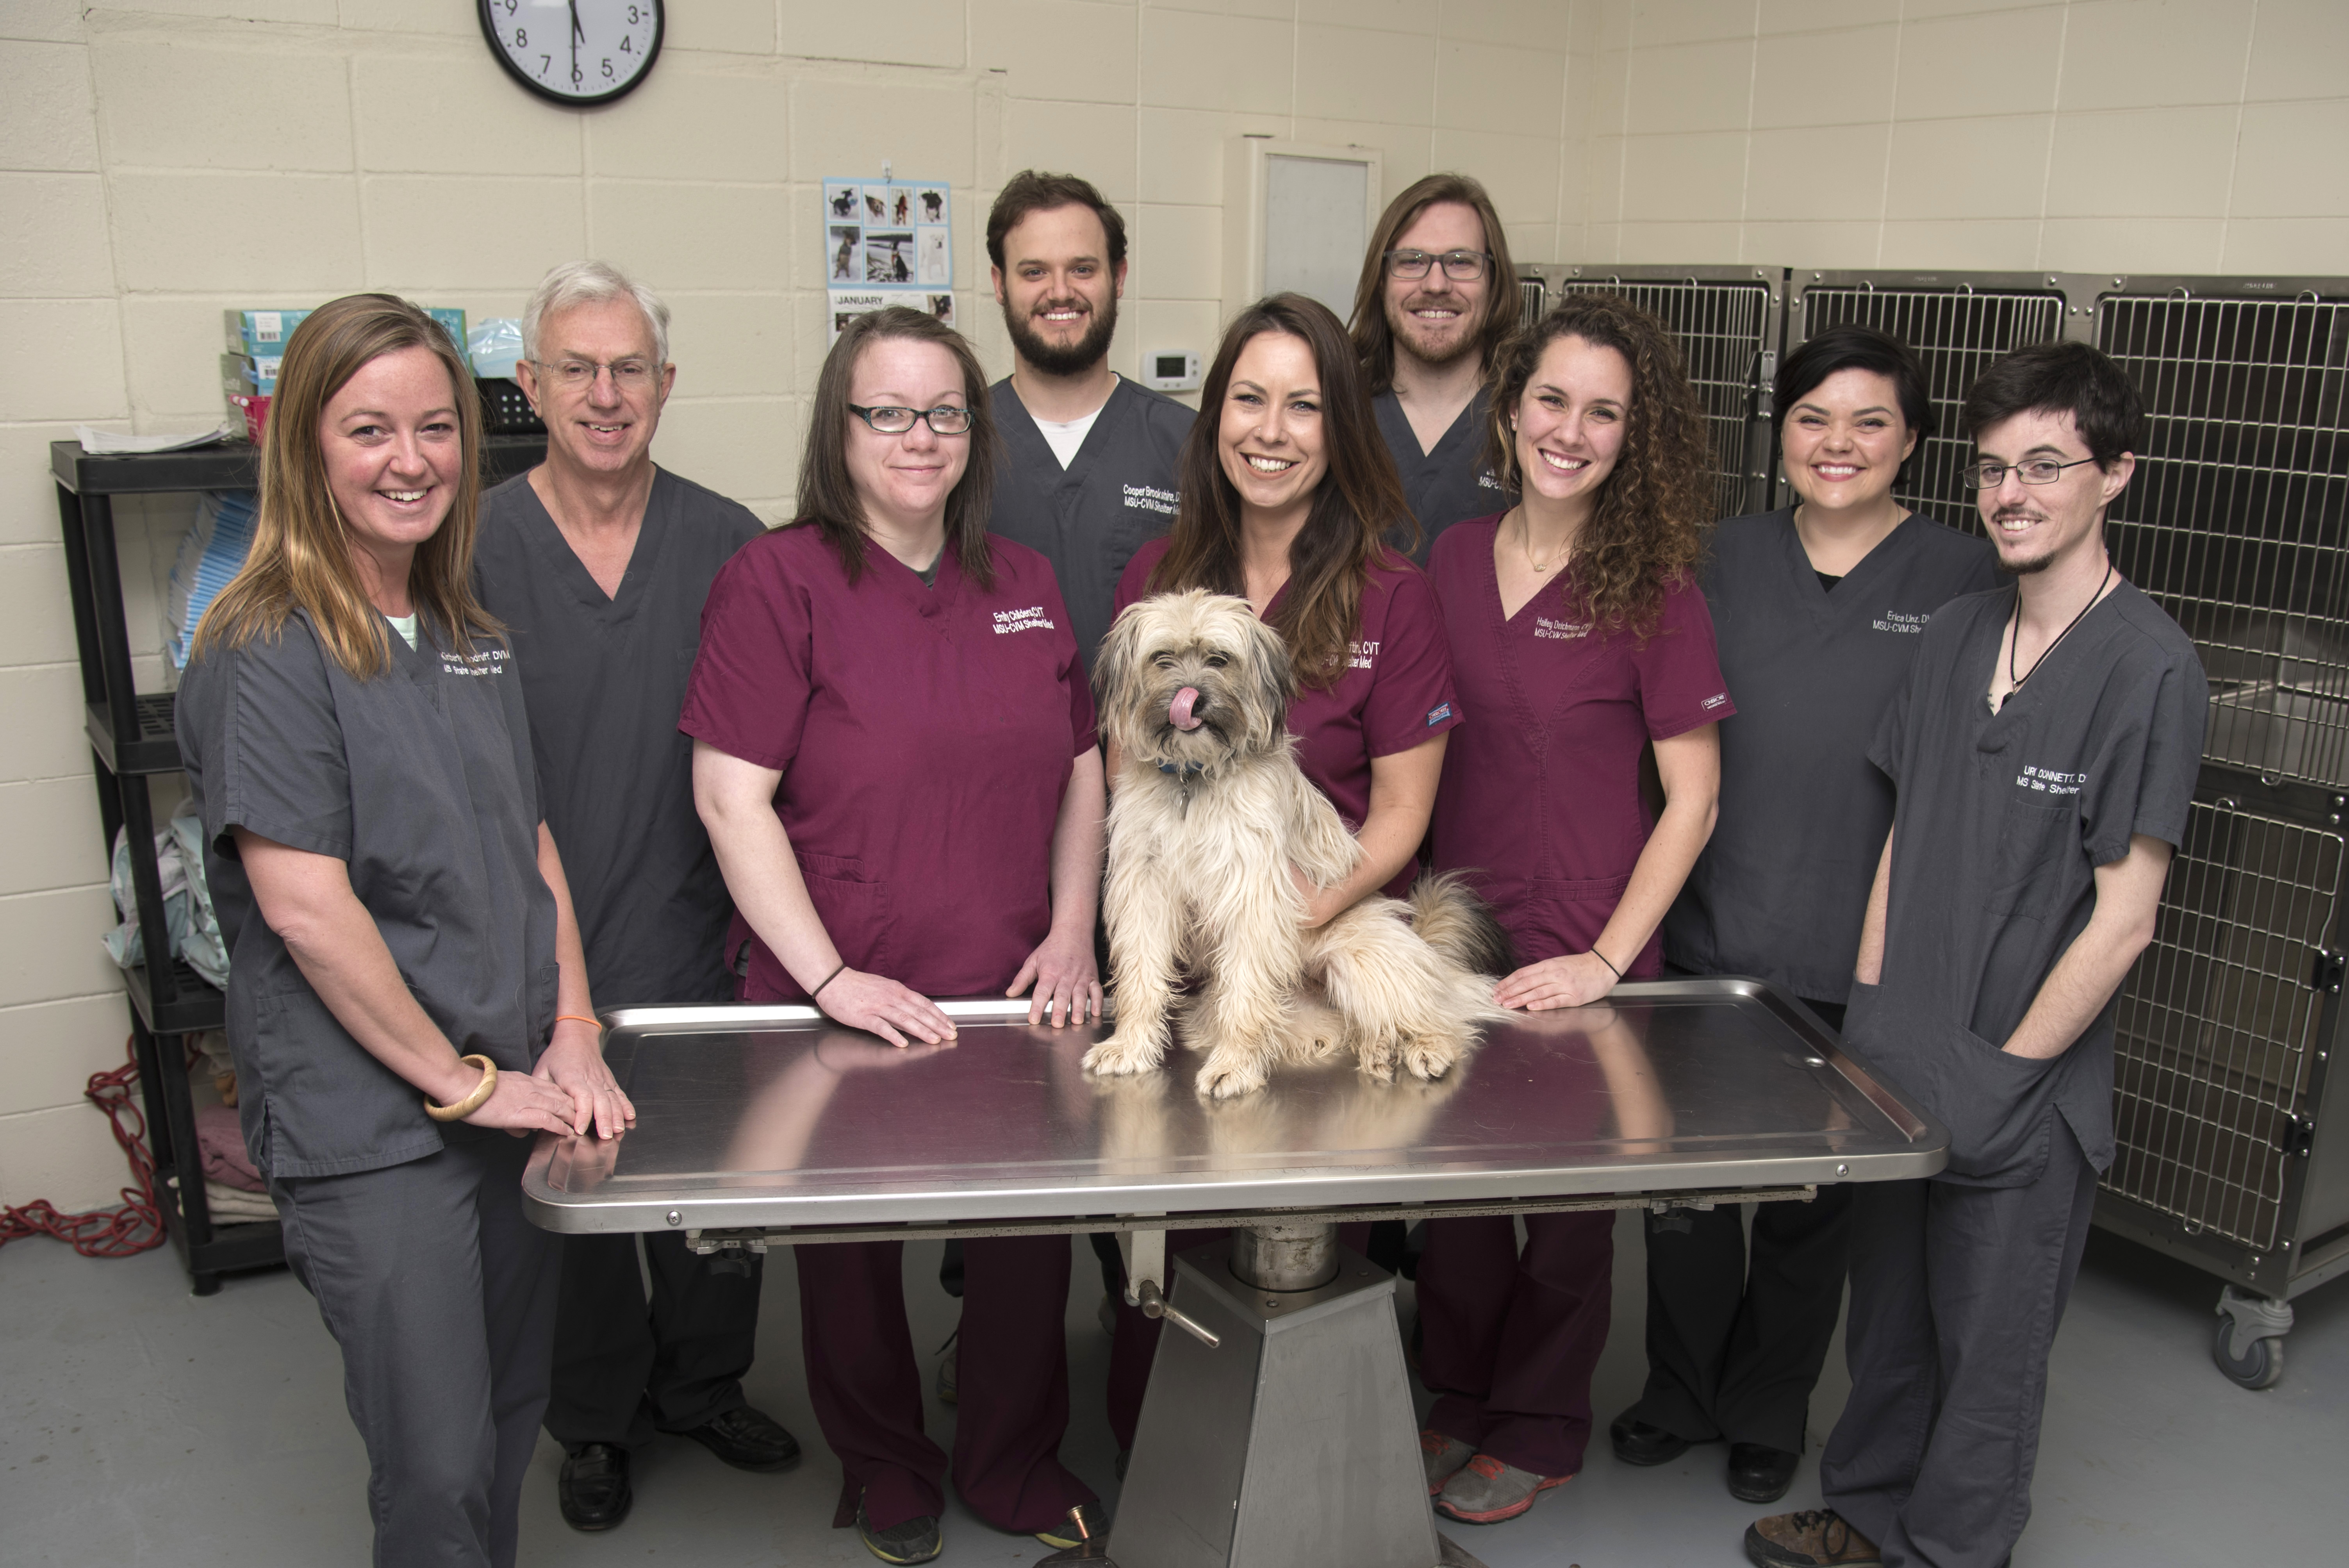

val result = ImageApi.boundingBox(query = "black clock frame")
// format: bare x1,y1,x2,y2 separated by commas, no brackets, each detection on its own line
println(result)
477,0,664,108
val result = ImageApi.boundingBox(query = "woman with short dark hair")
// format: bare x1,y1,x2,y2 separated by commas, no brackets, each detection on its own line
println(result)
1620,323,2000,1505
687,306,1106,1564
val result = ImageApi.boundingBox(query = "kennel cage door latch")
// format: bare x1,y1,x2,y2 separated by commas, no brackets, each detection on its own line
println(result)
2307,949,2344,994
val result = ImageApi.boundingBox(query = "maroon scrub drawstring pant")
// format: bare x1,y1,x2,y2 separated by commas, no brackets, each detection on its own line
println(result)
1414,1210,1615,1480
797,1235,1096,1535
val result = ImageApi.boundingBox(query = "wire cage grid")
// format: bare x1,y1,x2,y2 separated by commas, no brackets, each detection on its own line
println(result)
1517,265,1785,520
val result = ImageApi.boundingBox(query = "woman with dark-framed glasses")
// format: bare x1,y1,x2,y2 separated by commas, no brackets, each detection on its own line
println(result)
686,307,1108,1564
1348,173,1520,564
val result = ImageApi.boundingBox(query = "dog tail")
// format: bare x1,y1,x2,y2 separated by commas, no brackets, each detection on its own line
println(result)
1407,872,1516,976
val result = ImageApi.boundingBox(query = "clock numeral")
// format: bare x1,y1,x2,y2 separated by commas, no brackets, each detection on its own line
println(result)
539,55,551,75
572,64,584,86
512,25,525,46
620,35,632,53
601,58,615,79
628,5,641,21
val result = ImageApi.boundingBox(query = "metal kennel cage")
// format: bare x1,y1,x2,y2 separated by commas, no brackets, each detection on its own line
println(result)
1778,270,2349,1384
1518,265,1785,520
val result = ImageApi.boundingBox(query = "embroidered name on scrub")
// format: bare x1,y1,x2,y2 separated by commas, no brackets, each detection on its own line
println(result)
2017,763,2085,797
1122,483,1177,516
439,648,512,678
1534,616,1591,640
1347,639,1381,670
993,605,1056,635
1872,610,1931,635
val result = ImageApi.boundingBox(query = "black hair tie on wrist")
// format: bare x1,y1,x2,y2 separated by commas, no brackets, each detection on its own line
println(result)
1590,948,1623,980
811,962,849,1001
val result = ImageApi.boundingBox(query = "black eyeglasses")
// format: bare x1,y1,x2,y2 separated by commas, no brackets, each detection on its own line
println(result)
848,403,974,435
1968,456,2100,488
1383,249,1491,282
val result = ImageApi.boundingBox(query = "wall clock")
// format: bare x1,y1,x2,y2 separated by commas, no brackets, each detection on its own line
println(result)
480,0,663,107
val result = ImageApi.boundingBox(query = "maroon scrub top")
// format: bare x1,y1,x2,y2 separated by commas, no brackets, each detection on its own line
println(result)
1114,535,1462,896
1427,516,1732,974
682,524,1098,1001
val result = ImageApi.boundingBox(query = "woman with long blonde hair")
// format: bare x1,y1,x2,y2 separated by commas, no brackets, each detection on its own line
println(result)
180,292,629,1568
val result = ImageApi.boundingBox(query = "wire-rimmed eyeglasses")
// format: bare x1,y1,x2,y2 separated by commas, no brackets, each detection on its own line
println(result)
1967,457,2101,488
848,403,974,435
531,358,658,390
1382,249,1492,282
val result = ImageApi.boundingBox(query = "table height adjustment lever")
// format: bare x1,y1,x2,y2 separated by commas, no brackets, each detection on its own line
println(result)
1134,1278,1220,1348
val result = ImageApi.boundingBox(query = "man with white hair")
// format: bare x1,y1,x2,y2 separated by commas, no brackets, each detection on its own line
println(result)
473,261,794,1533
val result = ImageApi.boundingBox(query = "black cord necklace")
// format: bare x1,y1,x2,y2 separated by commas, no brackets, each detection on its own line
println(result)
1998,558,2112,710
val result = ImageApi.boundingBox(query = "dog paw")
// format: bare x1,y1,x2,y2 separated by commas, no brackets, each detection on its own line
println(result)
1195,1058,1267,1099
1084,1032,1162,1077
1401,1038,1457,1082
1356,1038,1399,1084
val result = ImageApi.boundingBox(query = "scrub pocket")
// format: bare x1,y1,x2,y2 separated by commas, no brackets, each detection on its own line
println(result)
1522,874,1634,963
1843,990,2061,1188
251,985,441,1176
744,852,892,1001
1987,799,2074,918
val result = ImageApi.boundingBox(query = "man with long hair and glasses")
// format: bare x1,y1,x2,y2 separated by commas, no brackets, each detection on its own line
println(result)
1747,343,2205,1568
474,261,799,1533
985,170,1195,668
1347,173,1519,563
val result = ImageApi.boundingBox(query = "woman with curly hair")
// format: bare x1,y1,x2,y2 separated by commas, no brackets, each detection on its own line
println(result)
1413,293,1731,1528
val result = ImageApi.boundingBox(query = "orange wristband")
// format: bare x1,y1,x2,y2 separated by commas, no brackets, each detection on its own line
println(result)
556,1014,602,1032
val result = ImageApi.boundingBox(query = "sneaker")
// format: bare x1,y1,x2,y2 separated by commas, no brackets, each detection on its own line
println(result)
935,1327,958,1405
1036,1499,1109,1549
1745,1509,1881,1567
1420,1428,1474,1495
856,1495,943,1565
1433,1453,1570,1525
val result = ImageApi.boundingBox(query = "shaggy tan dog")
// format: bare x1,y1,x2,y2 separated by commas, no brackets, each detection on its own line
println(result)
1084,589,1512,1099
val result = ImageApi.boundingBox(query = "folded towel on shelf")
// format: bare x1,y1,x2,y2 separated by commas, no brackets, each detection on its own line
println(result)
165,1174,277,1226
194,1104,264,1192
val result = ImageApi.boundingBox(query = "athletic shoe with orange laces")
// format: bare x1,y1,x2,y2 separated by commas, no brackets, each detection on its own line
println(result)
1744,1509,1882,1567
1420,1429,1474,1495
1433,1452,1570,1524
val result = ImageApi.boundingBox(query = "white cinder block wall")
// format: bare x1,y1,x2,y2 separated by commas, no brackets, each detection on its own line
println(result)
4,0,2347,1210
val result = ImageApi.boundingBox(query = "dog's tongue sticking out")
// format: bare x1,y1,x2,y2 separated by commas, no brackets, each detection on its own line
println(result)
1169,686,1204,731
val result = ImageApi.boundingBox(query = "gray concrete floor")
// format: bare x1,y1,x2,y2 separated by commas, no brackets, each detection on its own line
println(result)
5,1211,2345,1566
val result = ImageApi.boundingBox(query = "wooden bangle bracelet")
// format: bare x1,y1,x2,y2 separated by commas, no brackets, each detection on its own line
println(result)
424,1054,498,1122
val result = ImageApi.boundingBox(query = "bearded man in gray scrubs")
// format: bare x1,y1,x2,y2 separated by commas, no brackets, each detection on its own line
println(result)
473,261,795,1533
1347,172,1517,563
984,169,1194,669
1747,343,2206,1568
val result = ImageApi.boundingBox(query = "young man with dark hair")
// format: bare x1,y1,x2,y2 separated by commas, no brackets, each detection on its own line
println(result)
1747,341,2206,1568
985,169,1194,668
1346,173,1519,561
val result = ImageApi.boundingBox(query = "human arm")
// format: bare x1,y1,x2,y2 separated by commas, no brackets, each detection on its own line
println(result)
532,824,635,1137
692,739,957,1047
1293,732,1449,927
1496,723,1722,1010
1008,746,1107,1026
1999,833,2172,1060
1854,828,1893,986
232,829,582,1134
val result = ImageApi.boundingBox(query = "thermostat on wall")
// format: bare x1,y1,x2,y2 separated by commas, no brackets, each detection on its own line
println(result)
1146,351,1201,393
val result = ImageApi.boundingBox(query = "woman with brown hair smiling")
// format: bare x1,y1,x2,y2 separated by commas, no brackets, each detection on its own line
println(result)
1413,292,1731,1528
1101,290,1463,1460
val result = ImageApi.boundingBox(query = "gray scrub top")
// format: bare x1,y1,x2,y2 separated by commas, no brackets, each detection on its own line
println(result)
1664,508,2001,1004
1844,580,2205,1186
473,468,763,1008
1373,387,1511,565
988,375,1194,668
177,608,557,1179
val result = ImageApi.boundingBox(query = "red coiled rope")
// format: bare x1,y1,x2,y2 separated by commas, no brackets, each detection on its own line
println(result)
0,1035,165,1258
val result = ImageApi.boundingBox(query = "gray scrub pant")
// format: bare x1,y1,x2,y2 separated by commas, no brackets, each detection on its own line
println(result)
271,1127,559,1568
1819,1120,2098,1568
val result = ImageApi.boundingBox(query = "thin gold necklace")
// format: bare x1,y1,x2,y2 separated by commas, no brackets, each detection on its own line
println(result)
1516,508,1571,573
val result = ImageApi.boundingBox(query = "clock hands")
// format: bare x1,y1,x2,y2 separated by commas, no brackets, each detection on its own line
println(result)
569,0,581,88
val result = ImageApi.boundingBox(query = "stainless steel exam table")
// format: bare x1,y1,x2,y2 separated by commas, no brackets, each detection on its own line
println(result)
524,979,1948,1568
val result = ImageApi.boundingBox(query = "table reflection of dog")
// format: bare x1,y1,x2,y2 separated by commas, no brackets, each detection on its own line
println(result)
1085,590,1511,1098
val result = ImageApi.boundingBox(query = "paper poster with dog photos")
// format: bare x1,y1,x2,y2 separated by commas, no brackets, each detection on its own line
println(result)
822,178,954,343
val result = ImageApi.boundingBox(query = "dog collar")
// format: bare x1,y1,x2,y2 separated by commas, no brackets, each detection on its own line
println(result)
1156,761,1207,781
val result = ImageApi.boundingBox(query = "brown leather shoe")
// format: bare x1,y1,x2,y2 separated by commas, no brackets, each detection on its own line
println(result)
1744,1509,1881,1567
